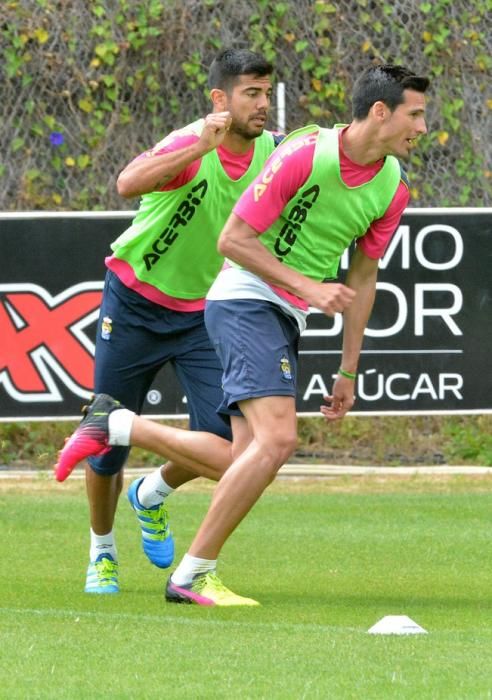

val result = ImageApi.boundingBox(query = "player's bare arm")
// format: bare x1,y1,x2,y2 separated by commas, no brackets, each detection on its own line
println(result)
340,246,379,370
117,111,232,199
321,247,379,421
218,214,356,316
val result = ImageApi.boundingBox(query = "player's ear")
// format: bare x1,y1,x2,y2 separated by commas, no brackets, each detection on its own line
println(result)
371,100,389,122
210,88,227,110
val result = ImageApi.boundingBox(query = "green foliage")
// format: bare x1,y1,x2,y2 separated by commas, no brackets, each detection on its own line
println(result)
1,416,490,469
1,0,490,210
295,414,492,467
443,415,492,464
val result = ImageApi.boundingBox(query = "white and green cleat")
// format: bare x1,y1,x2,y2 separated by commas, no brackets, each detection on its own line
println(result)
84,553,119,594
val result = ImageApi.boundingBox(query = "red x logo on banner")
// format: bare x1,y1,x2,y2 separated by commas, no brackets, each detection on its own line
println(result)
0,283,103,401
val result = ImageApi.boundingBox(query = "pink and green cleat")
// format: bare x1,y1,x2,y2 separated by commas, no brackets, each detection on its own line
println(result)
165,572,259,607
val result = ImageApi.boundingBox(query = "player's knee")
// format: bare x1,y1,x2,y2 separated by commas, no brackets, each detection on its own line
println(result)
259,430,297,466
277,432,298,462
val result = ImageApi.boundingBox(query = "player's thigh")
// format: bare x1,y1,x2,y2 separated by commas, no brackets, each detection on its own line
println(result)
205,298,299,408
241,394,298,444
93,272,168,412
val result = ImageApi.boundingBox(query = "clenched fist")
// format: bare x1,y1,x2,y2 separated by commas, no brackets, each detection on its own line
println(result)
198,111,233,153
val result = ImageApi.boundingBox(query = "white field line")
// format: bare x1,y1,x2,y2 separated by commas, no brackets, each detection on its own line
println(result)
0,606,358,634
3,607,492,637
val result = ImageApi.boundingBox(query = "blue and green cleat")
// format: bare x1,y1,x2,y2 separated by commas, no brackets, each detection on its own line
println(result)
127,477,174,568
84,553,119,594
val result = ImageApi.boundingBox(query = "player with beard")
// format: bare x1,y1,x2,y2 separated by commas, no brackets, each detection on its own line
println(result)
61,48,282,594
56,63,429,605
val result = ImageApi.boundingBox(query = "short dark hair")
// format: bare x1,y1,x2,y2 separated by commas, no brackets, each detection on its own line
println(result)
207,48,273,92
352,64,430,119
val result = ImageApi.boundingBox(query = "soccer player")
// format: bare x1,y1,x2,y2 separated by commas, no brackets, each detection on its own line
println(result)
56,63,429,605
56,48,281,594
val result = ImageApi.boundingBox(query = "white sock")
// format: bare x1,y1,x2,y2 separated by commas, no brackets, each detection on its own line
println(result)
137,467,175,508
171,554,217,586
90,528,117,562
108,408,135,446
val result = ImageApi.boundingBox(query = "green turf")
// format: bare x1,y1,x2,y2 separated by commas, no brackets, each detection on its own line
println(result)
1,476,491,699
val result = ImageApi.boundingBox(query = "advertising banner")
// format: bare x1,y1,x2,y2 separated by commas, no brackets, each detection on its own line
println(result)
0,209,490,420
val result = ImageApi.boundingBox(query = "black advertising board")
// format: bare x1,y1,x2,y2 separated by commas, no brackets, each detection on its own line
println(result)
0,209,490,420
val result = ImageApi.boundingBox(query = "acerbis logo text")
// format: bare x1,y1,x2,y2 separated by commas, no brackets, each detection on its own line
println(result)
253,133,318,202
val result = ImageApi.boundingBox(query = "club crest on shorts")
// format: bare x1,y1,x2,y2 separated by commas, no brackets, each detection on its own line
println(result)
280,355,292,380
101,316,113,340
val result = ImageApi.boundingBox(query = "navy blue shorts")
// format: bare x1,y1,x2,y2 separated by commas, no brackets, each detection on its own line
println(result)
89,271,232,475
204,298,299,416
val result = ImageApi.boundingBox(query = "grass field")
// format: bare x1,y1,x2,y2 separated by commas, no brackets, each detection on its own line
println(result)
1,474,491,699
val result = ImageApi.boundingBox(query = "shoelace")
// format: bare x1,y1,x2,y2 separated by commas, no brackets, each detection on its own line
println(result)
95,559,118,579
193,572,228,594
145,503,169,535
